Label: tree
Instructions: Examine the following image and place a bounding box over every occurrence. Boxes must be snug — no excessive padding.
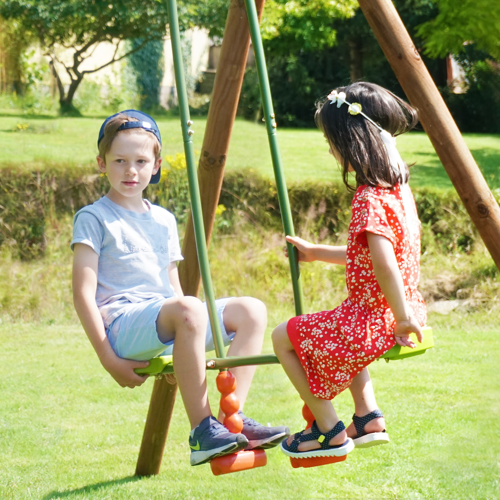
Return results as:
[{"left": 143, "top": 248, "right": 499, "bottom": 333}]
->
[
  {"left": 0, "top": 0, "right": 171, "bottom": 114},
  {"left": 129, "top": 39, "right": 165, "bottom": 111},
  {"left": 416, "top": 0, "right": 500, "bottom": 60}
]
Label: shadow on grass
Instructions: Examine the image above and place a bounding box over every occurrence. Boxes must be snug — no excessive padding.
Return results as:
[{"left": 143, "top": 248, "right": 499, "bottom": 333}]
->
[
  {"left": 410, "top": 147, "right": 500, "bottom": 190},
  {"left": 42, "top": 475, "right": 143, "bottom": 499}
]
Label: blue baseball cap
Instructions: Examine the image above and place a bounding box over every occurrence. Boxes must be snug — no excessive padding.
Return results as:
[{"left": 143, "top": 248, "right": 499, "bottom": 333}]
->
[{"left": 97, "top": 109, "right": 162, "bottom": 184}]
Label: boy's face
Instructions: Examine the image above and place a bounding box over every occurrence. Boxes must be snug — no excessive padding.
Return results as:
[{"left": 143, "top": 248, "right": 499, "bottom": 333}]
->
[{"left": 97, "top": 131, "right": 161, "bottom": 202}]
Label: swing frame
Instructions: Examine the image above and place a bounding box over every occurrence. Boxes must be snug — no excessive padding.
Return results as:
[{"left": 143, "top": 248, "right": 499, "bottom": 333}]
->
[{"left": 135, "top": 0, "right": 500, "bottom": 477}]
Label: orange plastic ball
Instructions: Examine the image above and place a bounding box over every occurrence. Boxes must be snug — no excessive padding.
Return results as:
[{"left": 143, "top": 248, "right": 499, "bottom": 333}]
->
[
  {"left": 220, "top": 392, "right": 240, "bottom": 415},
  {"left": 224, "top": 412, "right": 243, "bottom": 434},
  {"left": 216, "top": 371, "right": 237, "bottom": 393}
]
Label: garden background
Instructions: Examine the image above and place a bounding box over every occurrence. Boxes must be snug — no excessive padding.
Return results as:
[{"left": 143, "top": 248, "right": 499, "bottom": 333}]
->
[{"left": 0, "top": 0, "right": 499, "bottom": 498}]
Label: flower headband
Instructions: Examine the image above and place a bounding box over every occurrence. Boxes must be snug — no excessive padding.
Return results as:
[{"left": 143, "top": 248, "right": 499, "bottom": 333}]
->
[{"left": 326, "top": 90, "right": 407, "bottom": 183}]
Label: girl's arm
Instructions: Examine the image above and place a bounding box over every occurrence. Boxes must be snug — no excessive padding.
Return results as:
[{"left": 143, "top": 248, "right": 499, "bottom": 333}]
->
[
  {"left": 286, "top": 235, "right": 347, "bottom": 265},
  {"left": 366, "top": 232, "right": 423, "bottom": 347},
  {"left": 72, "top": 243, "right": 149, "bottom": 388}
]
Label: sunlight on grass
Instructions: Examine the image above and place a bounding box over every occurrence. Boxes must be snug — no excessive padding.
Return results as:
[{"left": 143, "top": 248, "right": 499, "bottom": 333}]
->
[
  {"left": 0, "top": 313, "right": 498, "bottom": 499},
  {"left": 2, "top": 113, "right": 499, "bottom": 189}
]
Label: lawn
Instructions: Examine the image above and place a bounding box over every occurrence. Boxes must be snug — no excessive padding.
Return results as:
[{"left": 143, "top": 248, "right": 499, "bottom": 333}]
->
[
  {"left": 1, "top": 109, "right": 499, "bottom": 499},
  {"left": 0, "top": 311, "right": 499, "bottom": 500},
  {"left": 1, "top": 112, "right": 499, "bottom": 189}
]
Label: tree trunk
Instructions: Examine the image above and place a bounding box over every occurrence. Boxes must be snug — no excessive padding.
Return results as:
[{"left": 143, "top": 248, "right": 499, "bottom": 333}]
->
[{"left": 349, "top": 39, "right": 363, "bottom": 82}]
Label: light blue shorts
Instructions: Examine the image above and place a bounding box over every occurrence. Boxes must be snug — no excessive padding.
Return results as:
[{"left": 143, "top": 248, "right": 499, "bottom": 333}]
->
[{"left": 106, "top": 297, "right": 234, "bottom": 361}]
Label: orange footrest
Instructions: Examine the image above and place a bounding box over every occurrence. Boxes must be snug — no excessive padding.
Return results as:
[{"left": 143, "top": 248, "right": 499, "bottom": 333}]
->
[
  {"left": 290, "top": 454, "right": 347, "bottom": 469},
  {"left": 210, "top": 450, "right": 267, "bottom": 476}
]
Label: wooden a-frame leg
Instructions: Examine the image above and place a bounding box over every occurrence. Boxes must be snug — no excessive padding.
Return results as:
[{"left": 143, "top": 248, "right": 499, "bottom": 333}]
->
[{"left": 135, "top": 377, "right": 178, "bottom": 476}]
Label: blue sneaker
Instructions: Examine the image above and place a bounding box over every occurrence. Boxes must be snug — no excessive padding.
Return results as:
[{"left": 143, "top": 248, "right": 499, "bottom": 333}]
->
[
  {"left": 239, "top": 411, "right": 290, "bottom": 450},
  {"left": 189, "top": 416, "right": 249, "bottom": 466}
]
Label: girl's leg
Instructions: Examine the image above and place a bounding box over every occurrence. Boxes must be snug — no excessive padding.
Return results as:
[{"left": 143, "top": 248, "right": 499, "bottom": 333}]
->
[
  {"left": 346, "top": 368, "right": 386, "bottom": 437},
  {"left": 220, "top": 297, "right": 267, "bottom": 412},
  {"left": 272, "top": 322, "right": 346, "bottom": 450},
  {"left": 156, "top": 296, "right": 211, "bottom": 430}
]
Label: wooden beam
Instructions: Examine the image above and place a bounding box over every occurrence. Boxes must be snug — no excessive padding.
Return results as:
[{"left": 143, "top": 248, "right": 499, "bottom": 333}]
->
[
  {"left": 135, "top": 0, "right": 266, "bottom": 476},
  {"left": 179, "top": 0, "right": 266, "bottom": 296},
  {"left": 358, "top": 0, "right": 500, "bottom": 270}
]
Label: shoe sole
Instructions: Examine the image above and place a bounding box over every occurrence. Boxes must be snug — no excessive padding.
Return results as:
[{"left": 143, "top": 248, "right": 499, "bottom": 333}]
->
[
  {"left": 190, "top": 436, "right": 249, "bottom": 466},
  {"left": 246, "top": 430, "right": 291, "bottom": 450},
  {"left": 280, "top": 437, "right": 354, "bottom": 459},
  {"left": 353, "top": 432, "right": 390, "bottom": 448}
]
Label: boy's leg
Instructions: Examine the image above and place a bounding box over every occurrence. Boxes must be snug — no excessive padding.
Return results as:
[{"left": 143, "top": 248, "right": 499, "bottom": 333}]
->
[
  {"left": 156, "top": 296, "right": 248, "bottom": 466},
  {"left": 156, "top": 296, "right": 212, "bottom": 430},
  {"left": 222, "top": 297, "right": 266, "bottom": 409},
  {"left": 346, "top": 368, "right": 386, "bottom": 437},
  {"left": 272, "top": 322, "right": 346, "bottom": 450}
]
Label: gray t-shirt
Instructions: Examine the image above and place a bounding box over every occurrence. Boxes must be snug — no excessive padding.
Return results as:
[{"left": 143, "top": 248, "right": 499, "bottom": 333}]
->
[{"left": 71, "top": 196, "right": 183, "bottom": 328}]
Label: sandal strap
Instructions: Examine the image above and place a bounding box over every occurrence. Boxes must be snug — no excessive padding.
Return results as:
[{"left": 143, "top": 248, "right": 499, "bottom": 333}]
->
[
  {"left": 311, "top": 420, "right": 346, "bottom": 450},
  {"left": 288, "top": 420, "right": 346, "bottom": 452},
  {"left": 352, "top": 409, "right": 384, "bottom": 438}
]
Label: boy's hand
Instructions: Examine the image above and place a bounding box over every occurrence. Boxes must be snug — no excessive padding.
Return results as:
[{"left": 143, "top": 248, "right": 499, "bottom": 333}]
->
[
  {"left": 100, "top": 351, "right": 150, "bottom": 388},
  {"left": 285, "top": 236, "right": 317, "bottom": 262},
  {"left": 393, "top": 316, "right": 423, "bottom": 348}
]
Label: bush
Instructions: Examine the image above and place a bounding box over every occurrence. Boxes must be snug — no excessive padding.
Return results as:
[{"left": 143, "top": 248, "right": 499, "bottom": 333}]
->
[{"left": 1, "top": 159, "right": 493, "bottom": 261}]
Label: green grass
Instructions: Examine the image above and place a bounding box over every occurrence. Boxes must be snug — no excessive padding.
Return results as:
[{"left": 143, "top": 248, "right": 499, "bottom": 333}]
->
[
  {"left": 2, "top": 113, "right": 500, "bottom": 189},
  {"left": 0, "top": 312, "right": 499, "bottom": 500}
]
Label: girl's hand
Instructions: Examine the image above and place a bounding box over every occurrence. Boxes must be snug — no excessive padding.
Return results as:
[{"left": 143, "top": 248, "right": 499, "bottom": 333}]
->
[
  {"left": 100, "top": 350, "right": 150, "bottom": 388},
  {"left": 285, "top": 235, "right": 317, "bottom": 262},
  {"left": 393, "top": 316, "right": 423, "bottom": 348}
]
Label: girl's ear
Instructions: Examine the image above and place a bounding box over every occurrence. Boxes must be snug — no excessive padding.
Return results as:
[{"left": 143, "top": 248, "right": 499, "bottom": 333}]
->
[
  {"left": 153, "top": 157, "right": 162, "bottom": 175},
  {"left": 97, "top": 156, "right": 106, "bottom": 173}
]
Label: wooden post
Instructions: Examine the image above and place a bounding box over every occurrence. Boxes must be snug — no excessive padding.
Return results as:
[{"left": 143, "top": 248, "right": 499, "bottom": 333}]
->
[
  {"left": 358, "top": 0, "right": 500, "bottom": 270},
  {"left": 135, "top": 0, "right": 266, "bottom": 476},
  {"left": 179, "top": 0, "right": 266, "bottom": 296}
]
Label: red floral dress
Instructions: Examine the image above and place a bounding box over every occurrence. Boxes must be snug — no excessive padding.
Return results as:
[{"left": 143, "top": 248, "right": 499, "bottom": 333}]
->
[{"left": 287, "top": 183, "right": 427, "bottom": 400}]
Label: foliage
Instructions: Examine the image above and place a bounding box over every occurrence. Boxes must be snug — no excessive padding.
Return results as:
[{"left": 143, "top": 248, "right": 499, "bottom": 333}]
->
[
  {"left": 128, "top": 38, "right": 165, "bottom": 111},
  {"left": 241, "top": 0, "right": 447, "bottom": 127},
  {"left": 0, "top": 16, "right": 34, "bottom": 94},
  {"left": 417, "top": 0, "right": 500, "bottom": 60},
  {"left": 261, "top": 0, "right": 357, "bottom": 55},
  {"left": 3, "top": 160, "right": 496, "bottom": 262},
  {"left": 0, "top": 0, "right": 171, "bottom": 113},
  {"left": 441, "top": 47, "right": 500, "bottom": 134}
]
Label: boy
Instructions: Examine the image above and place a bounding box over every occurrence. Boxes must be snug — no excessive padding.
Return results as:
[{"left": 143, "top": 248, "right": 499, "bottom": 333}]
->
[{"left": 72, "top": 110, "right": 289, "bottom": 466}]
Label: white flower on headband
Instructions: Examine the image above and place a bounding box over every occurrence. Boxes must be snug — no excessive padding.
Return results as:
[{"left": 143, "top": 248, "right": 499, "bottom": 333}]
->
[{"left": 327, "top": 90, "right": 347, "bottom": 108}]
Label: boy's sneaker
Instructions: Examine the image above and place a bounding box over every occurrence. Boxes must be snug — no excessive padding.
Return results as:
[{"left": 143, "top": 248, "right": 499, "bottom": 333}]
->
[
  {"left": 239, "top": 411, "right": 290, "bottom": 450},
  {"left": 189, "top": 416, "right": 248, "bottom": 466}
]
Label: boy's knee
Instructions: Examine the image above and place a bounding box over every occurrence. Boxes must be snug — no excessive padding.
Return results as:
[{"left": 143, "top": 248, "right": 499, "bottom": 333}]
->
[
  {"left": 169, "top": 296, "right": 206, "bottom": 331},
  {"left": 225, "top": 297, "right": 267, "bottom": 330}
]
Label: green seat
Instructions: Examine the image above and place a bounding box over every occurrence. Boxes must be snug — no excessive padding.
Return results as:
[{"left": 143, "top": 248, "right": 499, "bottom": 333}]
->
[{"left": 381, "top": 326, "right": 434, "bottom": 361}]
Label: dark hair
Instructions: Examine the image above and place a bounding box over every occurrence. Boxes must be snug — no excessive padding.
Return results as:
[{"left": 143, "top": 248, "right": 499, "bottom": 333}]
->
[{"left": 315, "top": 82, "right": 419, "bottom": 191}]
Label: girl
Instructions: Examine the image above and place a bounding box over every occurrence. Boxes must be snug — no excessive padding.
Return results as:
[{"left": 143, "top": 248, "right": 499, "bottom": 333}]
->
[{"left": 272, "top": 82, "right": 427, "bottom": 459}]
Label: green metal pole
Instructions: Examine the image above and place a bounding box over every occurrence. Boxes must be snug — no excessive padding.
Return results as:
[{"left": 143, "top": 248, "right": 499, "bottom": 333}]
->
[
  {"left": 166, "top": 0, "right": 226, "bottom": 359},
  {"left": 243, "top": 0, "right": 305, "bottom": 316}
]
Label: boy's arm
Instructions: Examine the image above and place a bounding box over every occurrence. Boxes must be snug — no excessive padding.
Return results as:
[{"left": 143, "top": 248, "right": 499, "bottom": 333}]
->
[
  {"left": 366, "top": 232, "right": 423, "bottom": 347},
  {"left": 168, "top": 262, "right": 184, "bottom": 297},
  {"left": 286, "top": 235, "right": 347, "bottom": 265},
  {"left": 72, "top": 243, "right": 149, "bottom": 388}
]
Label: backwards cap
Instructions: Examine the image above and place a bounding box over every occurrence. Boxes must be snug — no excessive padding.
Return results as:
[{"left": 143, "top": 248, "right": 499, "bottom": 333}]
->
[{"left": 97, "top": 109, "right": 162, "bottom": 185}]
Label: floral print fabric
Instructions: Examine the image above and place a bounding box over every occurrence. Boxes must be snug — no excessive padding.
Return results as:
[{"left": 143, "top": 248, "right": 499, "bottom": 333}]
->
[{"left": 287, "top": 183, "right": 427, "bottom": 400}]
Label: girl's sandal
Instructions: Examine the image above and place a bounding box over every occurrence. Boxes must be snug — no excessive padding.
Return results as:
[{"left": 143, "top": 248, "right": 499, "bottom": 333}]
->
[
  {"left": 351, "top": 409, "right": 390, "bottom": 448},
  {"left": 280, "top": 420, "right": 354, "bottom": 459}
]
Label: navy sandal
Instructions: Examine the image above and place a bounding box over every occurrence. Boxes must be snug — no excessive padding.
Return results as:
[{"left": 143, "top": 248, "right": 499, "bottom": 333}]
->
[
  {"left": 280, "top": 420, "right": 354, "bottom": 458},
  {"left": 352, "top": 409, "right": 390, "bottom": 448}
]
